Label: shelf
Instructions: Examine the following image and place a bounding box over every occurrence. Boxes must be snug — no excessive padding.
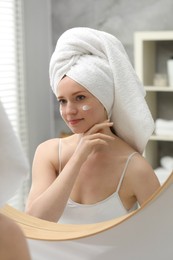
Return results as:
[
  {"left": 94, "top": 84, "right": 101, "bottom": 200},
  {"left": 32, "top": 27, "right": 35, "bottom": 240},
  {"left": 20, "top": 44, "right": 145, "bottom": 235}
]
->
[
  {"left": 145, "top": 86, "right": 173, "bottom": 92},
  {"left": 135, "top": 31, "right": 173, "bottom": 41},
  {"left": 150, "top": 135, "right": 173, "bottom": 141},
  {"left": 134, "top": 31, "right": 173, "bottom": 168}
]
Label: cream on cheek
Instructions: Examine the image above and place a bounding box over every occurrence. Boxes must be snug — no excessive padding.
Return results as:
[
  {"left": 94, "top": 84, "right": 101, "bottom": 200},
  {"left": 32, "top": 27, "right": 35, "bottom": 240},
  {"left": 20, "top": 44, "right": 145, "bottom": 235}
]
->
[
  {"left": 82, "top": 105, "right": 92, "bottom": 111},
  {"left": 59, "top": 104, "right": 92, "bottom": 117}
]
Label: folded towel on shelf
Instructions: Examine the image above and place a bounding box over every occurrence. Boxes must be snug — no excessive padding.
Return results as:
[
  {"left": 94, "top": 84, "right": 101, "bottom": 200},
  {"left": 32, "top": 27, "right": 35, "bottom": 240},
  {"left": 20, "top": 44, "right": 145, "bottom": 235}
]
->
[
  {"left": 0, "top": 101, "right": 29, "bottom": 207},
  {"left": 160, "top": 156, "right": 173, "bottom": 171},
  {"left": 155, "top": 129, "right": 173, "bottom": 135},
  {"left": 49, "top": 27, "right": 154, "bottom": 153},
  {"left": 155, "top": 119, "right": 173, "bottom": 135},
  {"left": 155, "top": 119, "right": 173, "bottom": 129}
]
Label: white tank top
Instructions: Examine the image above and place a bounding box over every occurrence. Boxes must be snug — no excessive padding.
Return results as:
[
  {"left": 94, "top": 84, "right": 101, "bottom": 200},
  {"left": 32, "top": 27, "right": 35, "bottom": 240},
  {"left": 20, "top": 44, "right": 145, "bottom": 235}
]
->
[{"left": 58, "top": 139, "right": 138, "bottom": 224}]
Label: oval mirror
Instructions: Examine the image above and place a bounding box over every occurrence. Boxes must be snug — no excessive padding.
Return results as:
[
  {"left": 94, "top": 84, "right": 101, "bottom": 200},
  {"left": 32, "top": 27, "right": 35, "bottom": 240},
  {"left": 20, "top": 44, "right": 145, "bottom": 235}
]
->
[{"left": 1, "top": 172, "right": 172, "bottom": 260}]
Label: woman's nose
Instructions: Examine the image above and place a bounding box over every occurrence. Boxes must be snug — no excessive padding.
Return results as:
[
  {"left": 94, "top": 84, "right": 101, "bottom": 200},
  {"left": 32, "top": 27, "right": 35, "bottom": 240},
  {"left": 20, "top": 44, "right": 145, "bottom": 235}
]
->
[{"left": 65, "top": 102, "right": 77, "bottom": 114}]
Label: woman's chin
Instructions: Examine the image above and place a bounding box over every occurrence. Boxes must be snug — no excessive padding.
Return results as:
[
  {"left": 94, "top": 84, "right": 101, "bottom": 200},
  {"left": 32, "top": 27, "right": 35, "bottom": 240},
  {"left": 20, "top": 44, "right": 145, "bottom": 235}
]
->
[
  {"left": 69, "top": 126, "right": 89, "bottom": 134},
  {"left": 67, "top": 126, "right": 83, "bottom": 134}
]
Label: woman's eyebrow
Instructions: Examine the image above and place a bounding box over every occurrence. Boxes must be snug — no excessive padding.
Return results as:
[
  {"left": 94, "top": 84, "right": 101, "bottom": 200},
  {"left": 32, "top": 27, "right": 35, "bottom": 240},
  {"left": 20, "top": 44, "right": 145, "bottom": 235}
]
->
[
  {"left": 57, "top": 91, "right": 86, "bottom": 99},
  {"left": 72, "top": 91, "right": 86, "bottom": 96}
]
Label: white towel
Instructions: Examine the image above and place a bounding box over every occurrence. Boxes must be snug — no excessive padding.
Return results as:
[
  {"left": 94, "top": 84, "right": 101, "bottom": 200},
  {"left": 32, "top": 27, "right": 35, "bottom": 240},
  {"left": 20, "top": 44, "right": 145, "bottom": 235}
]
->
[
  {"left": 155, "top": 119, "right": 173, "bottom": 136},
  {"left": 160, "top": 156, "right": 173, "bottom": 171},
  {"left": 0, "top": 101, "right": 29, "bottom": 207},
  {"left": 154, "top": 167, "right": 172, "bottom": 185},
  {"left": 155, "top": 119, "right": 173, "bottom": 130},
  {"left": 49, "top": 27, "right": 154, "bottom": 153},
  {"left": 155, "top": 129, "right": 173, "bottom": 136}
]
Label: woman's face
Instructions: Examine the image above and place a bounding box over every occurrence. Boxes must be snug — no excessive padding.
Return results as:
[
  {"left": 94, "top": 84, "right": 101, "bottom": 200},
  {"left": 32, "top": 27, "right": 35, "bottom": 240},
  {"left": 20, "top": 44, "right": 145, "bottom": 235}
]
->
[{"left": 57, "top": 76, "right": 107, "bottom": 133}]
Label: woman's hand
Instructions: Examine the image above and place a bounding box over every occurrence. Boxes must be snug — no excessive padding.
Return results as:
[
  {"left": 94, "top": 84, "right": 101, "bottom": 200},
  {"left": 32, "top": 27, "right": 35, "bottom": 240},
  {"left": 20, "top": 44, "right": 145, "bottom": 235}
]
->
[{"left": 74, "top": 120, "right": 115, "bottom": 161}]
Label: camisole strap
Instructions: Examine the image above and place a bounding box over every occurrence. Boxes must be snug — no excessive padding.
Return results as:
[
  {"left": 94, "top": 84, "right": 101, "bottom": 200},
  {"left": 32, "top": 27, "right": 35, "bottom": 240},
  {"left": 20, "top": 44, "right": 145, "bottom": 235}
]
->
[
  {"left": 116, "top": 152, "right": 137, "bottom": 193},
  {"left": 58, "top": 138, "right": 62, "bottom": 173}
]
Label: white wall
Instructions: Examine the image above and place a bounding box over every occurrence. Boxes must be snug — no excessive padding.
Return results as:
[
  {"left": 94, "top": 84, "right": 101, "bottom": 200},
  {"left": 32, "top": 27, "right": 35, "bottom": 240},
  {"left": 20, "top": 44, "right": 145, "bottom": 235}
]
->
[{"left": 23, "top": 0, "right": 55, "bottom": 164}]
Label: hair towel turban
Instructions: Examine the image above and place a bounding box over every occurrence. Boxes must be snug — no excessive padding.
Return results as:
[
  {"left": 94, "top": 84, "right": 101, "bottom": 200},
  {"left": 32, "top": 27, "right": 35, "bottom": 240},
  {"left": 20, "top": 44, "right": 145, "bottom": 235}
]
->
[{"left": 49, "top": 27, "right": 154, "bottom": 154}]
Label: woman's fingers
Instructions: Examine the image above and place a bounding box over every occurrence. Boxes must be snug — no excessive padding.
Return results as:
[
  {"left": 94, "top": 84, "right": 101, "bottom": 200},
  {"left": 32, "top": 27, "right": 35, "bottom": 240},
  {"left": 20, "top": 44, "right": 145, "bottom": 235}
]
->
[
  {"left": 75, "top": 134, "right": 113, "bottom": 161},
  {"left": 74, "top": 121, "right": 115, "bottom": 160},
  {"left": 85, "top": 132, "right": 115, "bottom": 142},
  {"left": 76, "top": 132, "right": 115, "bottom": 155}
]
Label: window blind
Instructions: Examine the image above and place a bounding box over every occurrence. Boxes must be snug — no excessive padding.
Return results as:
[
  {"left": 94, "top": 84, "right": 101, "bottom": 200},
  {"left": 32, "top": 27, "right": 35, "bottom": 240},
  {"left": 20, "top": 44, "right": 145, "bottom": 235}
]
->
[
  {"left": 0, "top": 0, "right": 28, "bottom": 147},
  {"left": 0, "top": 0, "right": 29, "bottom": 210}
]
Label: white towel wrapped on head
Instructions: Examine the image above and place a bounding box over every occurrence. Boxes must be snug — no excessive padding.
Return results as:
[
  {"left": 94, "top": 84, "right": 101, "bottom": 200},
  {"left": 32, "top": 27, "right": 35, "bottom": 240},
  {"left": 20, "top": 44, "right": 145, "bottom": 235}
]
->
[{"left": 49, "top": 27, "right": 154, "bottom": 153}]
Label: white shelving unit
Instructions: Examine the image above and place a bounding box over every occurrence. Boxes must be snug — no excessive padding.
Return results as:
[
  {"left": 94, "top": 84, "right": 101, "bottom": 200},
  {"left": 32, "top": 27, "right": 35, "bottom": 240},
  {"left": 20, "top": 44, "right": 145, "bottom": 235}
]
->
[{"left": 134, "top": 31, "right": 173, "bottom": 168}]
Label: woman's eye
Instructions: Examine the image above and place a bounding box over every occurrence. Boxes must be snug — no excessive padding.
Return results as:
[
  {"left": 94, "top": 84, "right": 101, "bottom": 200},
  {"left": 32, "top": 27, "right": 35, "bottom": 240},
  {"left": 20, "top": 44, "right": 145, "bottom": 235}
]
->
[
  {"left": 58, "top": 99, "right": 66, "bottom": 105},
  {"left": 76, "top": 95, "right": 85, "bottom": 101}
]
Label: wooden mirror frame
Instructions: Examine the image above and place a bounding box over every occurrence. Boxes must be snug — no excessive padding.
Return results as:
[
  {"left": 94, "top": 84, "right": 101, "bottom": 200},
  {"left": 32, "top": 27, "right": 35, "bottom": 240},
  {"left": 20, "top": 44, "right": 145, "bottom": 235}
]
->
[{"left": 1, "top": 172, "right": 172, "bottom": 241}]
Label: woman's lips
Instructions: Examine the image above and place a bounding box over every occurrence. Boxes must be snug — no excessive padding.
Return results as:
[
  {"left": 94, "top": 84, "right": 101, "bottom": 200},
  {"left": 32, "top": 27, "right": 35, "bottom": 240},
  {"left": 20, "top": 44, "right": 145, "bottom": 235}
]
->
[{"left": 68, "top": 119, "right": 83, "bottom": 125}]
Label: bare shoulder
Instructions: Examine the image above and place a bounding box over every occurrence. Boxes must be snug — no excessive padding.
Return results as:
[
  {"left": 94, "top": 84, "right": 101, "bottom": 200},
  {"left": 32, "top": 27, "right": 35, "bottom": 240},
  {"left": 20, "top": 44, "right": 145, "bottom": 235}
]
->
[
  {"left": 34, "top": 138, "right": 59, "bottom": 168},
  {"left": 34, "top": 134, "right": 77, "bottom": 167},
  {"left": 0, "top": 214, "right": 24, "bottom": 241},
  {"left": 36, "top": 134, "right": 76, "bottom": 152},
  {"left": 127, "top": 153, "right": 160, "bottom": 205},
  {"left": 0, "top": 214, "right": 30, "bottom": 259},
  {"left": 130, "top": 153, "right": 158, "bottom": 180},
  {"left": 36, "top": 138, "right": 59, "bottom": 153}
]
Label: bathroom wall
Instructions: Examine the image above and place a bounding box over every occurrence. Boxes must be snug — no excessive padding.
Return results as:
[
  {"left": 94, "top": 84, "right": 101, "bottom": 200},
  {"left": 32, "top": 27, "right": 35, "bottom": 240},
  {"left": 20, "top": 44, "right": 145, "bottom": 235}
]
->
[{"left": 50, "top": 0, "right": 173, "bottom": 136}]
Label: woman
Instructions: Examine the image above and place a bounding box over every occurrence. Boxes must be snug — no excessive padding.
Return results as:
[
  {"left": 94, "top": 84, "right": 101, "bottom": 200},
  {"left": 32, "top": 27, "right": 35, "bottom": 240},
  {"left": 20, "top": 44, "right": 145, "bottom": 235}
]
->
[{"left": 25, "top": 28, "right": 160, "bottom": 224}]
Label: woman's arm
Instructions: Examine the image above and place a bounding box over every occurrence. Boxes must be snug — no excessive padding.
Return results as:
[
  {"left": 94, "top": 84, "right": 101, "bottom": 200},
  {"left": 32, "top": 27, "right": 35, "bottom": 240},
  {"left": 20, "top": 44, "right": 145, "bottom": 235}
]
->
[
  {"left": 25, "top": 139, "right": 86, "bottom": 222},
  {"left": 25, "top": 122, "right": 114, "bottom": 222},
  {"left": 129, "top": 155, "right": 160, "bottom": 206}
]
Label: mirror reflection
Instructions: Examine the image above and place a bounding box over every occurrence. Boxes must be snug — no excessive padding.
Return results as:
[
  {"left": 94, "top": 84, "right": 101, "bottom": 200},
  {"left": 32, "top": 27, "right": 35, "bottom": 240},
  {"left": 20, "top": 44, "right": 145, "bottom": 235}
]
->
[
  {"left": 1, "top": 1, "right": 173, "bottom": 228},
  {"left": 24, "top": 27, "right": 161, "bottom": 224}
]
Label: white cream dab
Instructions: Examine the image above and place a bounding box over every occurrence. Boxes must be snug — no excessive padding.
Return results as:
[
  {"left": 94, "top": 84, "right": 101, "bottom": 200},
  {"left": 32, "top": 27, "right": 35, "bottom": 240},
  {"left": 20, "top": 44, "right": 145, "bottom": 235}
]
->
[{"left": 82, "top": 105, "right": 91, "bottom": 111}]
